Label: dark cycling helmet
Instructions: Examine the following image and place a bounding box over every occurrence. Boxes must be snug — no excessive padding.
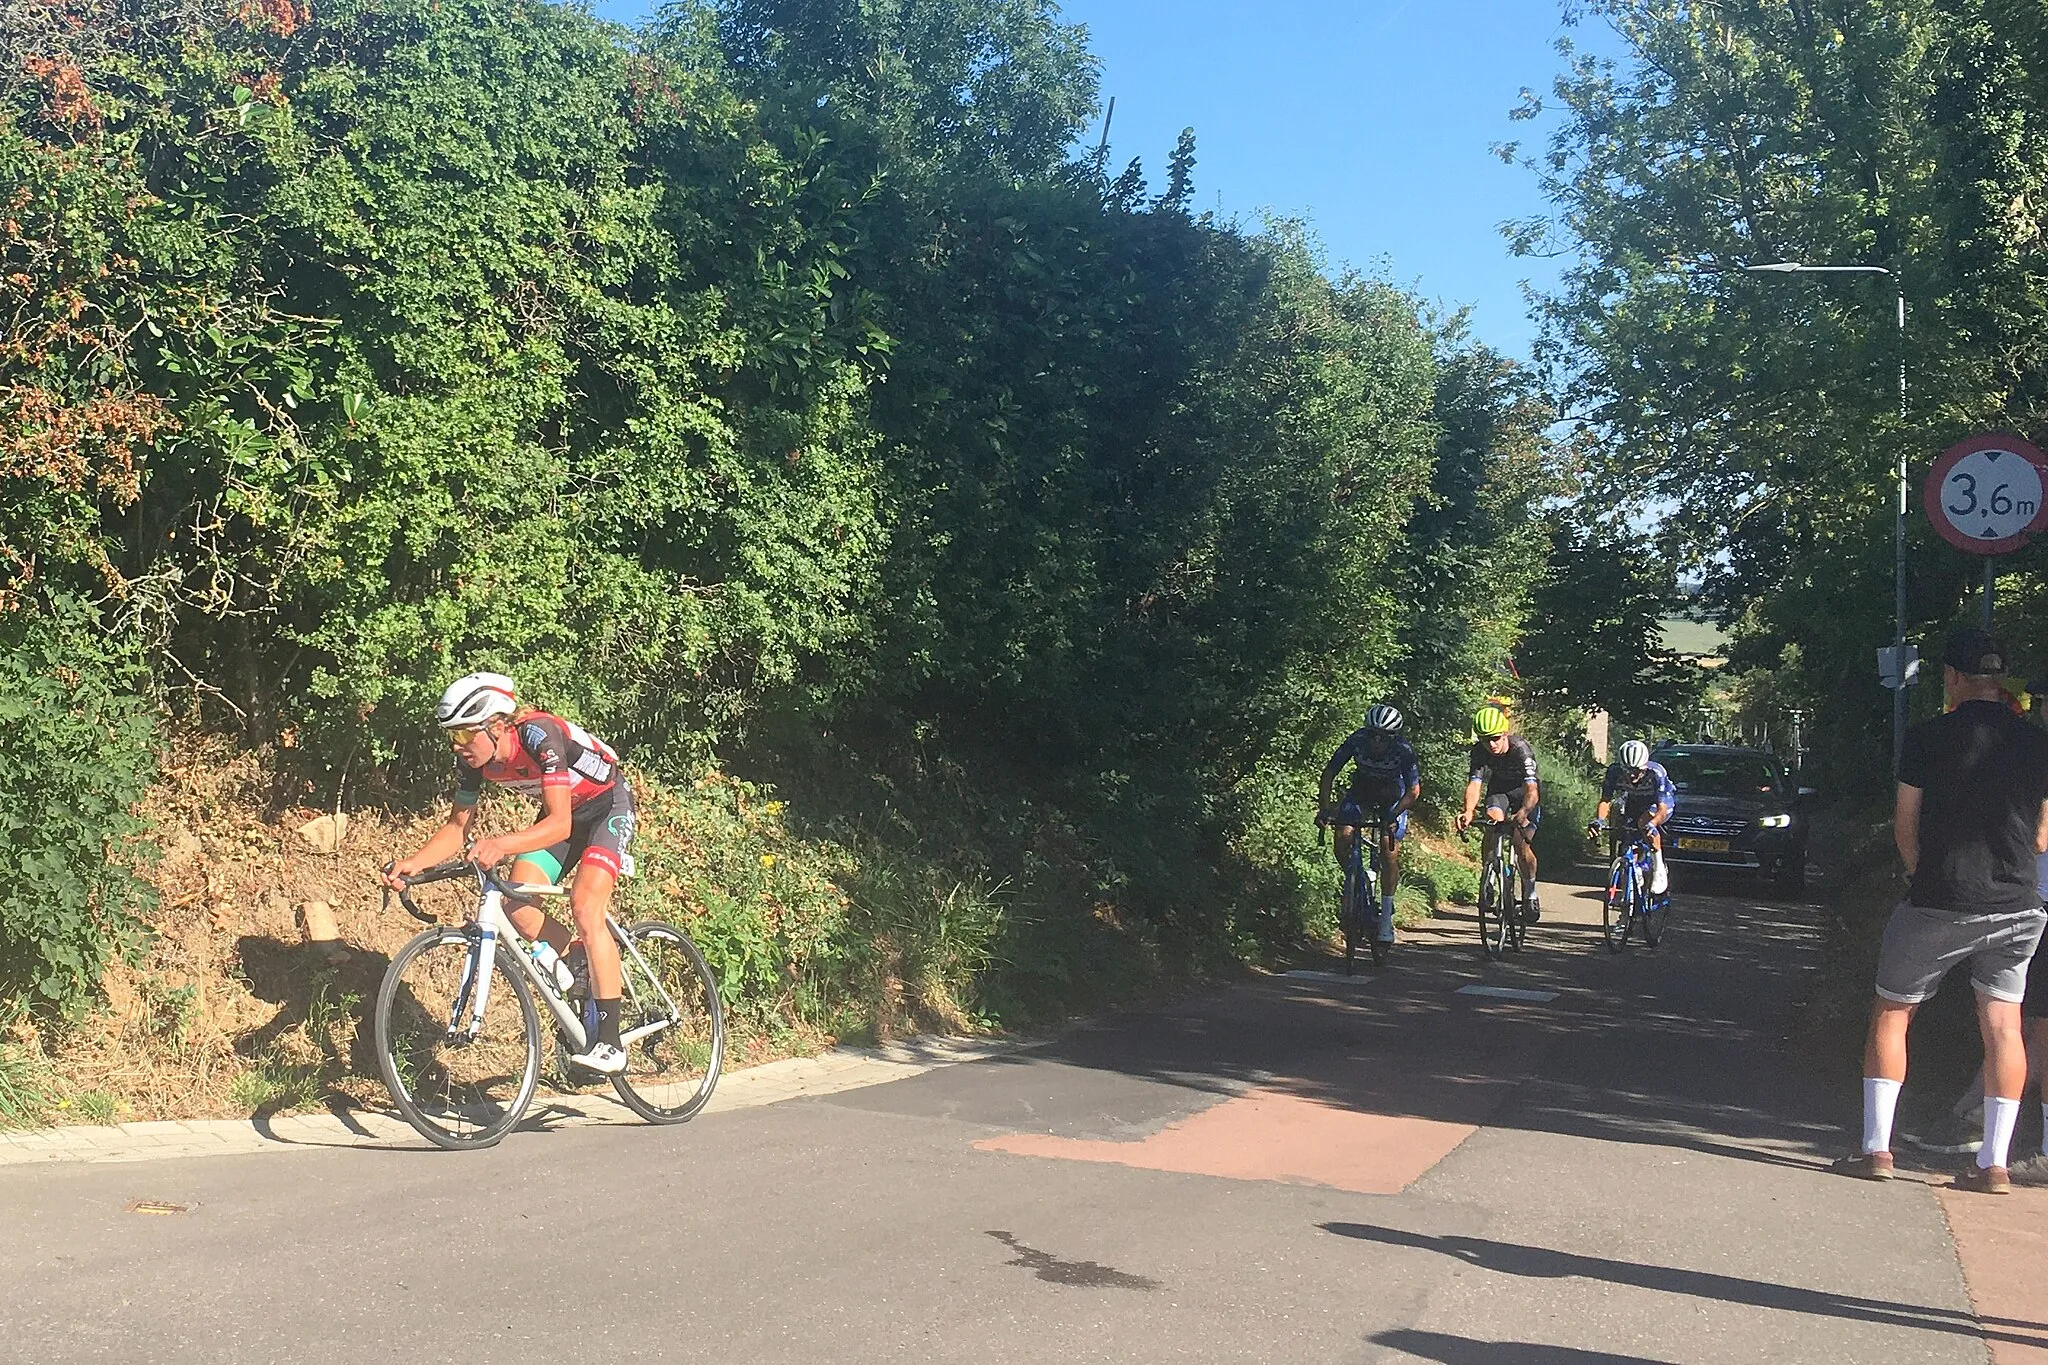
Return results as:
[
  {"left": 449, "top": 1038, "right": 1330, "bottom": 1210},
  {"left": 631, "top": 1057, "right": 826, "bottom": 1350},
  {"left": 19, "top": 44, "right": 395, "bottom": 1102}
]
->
[
  {"left": 1364, "top": 704, "right": 1403, "bottom": 734},
  {"left": 1619, "top": 739, "right": 1650, "bottom": 771},
  {"left": 436, "top": 671, "right": 517, "bottom": 729}
]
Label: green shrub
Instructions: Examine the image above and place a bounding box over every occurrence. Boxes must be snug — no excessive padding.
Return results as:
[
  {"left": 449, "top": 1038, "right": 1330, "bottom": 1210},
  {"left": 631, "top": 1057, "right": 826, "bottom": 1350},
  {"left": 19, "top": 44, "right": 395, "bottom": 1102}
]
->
[
  {"left": 228, "top": 1059, "right": 323, "bottom": 1114},
  {"left": 68, "top": 1090, "right": 119, "bottom": 1125},
  {"left": 1529, "top": 736, "right": 1602, "bottom": 878},
  {"left": 0, "top": 598, "right": 158, "bottom": 1014},
  {"left": 0, "top": 1043, "right": 53, "bottom": 1128}
]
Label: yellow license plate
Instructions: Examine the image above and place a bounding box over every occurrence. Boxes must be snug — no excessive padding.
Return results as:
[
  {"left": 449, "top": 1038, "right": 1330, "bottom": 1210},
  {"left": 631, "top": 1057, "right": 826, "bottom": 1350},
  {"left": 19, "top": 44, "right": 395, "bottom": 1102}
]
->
[{"left": 1677, "top": 836, "right": 1730, "bottom": 852}]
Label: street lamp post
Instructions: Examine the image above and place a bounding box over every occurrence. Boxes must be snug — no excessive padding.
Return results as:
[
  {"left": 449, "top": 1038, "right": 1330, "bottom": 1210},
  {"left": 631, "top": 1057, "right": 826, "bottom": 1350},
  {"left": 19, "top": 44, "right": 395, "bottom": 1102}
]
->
[{"left": 1743, "top": 262, "right": 1909, "bottom": 776}]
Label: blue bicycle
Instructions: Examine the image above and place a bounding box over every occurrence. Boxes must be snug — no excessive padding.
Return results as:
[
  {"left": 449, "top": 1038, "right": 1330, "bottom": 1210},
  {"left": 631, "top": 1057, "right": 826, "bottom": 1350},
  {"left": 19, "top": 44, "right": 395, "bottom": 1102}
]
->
[
  {"left": 1322, "top": 807, "right": 1396, "bottom": 972},
  {"left": 1596, "top": 816, "right": 1668, "bottom": 953}
]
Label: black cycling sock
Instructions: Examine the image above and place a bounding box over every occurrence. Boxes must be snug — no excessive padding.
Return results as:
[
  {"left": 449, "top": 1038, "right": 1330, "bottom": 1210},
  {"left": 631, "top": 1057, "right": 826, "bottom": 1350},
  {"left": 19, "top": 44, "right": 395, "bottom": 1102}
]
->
[{"left": 594, "top": 997, "right": 622, "bottom": 1050}]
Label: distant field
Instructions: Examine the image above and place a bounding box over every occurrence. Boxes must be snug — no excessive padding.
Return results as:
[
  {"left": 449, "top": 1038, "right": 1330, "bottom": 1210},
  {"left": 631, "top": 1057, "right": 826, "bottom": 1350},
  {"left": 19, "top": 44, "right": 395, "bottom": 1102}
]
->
[{"left": 1660, "top": 617, "right": 1728, "bottom": 657}]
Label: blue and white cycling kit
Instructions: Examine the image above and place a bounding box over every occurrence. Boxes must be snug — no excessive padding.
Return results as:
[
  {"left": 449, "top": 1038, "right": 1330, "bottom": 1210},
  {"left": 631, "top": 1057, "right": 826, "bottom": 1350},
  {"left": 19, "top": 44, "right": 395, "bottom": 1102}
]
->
[
  {"left": 1324, "top": 729, "right": 1421, "bottom": 840},
  {"left": 1601, "top": 760, "right": 1676, "bottom": 825}
]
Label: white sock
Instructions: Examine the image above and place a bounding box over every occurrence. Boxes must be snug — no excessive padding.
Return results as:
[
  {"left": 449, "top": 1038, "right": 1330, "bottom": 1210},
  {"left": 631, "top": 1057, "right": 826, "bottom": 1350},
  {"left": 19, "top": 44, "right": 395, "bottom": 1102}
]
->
[
  {"left": 1982, "top": 1096, "right": 2021, "bottom": 1169},
  {"left": 1864, "top": 1077, "right": 1902, "bottom": 1155},
  {"left": 1377, "top": 896, "right": 1395, "bottom": 938},
  {"left": 1651, "top": 850, "right": 1668, "bottom": 895}
]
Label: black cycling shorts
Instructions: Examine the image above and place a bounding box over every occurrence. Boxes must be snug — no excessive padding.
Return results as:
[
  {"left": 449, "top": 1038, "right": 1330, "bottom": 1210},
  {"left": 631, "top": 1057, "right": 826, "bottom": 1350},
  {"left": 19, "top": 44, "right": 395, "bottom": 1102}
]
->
[{"left": 519, "top": 784, "right": 636, "bottom": 883}]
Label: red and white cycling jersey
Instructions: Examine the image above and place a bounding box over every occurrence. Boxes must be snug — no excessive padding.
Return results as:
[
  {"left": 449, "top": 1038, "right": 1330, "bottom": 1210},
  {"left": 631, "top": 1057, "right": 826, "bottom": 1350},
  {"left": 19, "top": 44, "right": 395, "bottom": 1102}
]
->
[{"left": 451, "top": 712, "right": 620, "bottom": 810}]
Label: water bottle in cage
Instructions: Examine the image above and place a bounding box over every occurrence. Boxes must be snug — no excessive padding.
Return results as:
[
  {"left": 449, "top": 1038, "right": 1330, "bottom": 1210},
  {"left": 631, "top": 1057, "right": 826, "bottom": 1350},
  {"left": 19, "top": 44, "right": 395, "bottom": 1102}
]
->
[{"left": 530, "top": 940, "right": 575, "bottom": 994}]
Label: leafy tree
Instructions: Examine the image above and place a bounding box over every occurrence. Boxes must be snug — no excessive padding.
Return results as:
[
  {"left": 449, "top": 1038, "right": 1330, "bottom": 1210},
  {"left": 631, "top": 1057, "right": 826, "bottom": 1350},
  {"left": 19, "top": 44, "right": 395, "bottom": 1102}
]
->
[
  {"left": 1515, "top": 0, "right": 2048, "bottom": 786},
  {"left": 1518, "top": 511, "right": 1702, "bottom": 735}
]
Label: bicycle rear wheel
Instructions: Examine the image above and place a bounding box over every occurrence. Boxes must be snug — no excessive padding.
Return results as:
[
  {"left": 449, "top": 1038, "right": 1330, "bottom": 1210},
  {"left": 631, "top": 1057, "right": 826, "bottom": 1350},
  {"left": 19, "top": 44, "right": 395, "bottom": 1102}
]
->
[
  {"left": 1602, "top": 857, "right": 1632, "bottom": 954},
  {"left": 609, "top": 921, "right": 726, "bottom": 1124},
  {"left": 375, "top": 926, "right": 542, "bottom": 1151}
]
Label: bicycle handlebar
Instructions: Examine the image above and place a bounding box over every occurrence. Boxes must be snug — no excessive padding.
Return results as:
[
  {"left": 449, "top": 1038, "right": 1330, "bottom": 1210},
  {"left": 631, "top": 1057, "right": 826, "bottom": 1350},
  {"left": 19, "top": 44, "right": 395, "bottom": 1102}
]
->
[{"left": 380, "top": 858, "right": 481, "bottom": 925}]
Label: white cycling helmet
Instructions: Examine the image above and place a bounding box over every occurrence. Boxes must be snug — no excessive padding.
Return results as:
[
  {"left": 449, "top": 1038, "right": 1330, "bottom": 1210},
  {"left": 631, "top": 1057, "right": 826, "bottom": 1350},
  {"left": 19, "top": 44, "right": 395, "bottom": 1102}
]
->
[
  {"left": 435, "top": 671, "right": 516, "bottom": 729},
  {"left": 1619, "top": 739, "right": 1651, "bottom": 771},
  {"left": 1364, "top": 704, "right": 1404, "bottom": 734}
]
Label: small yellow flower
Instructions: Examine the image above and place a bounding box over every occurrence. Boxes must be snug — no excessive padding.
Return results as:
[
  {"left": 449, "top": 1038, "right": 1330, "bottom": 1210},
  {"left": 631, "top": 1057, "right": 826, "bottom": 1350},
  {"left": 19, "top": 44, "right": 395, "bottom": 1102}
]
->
[{"left": 759, "top": 854, "right": 776, "bottom": 868}]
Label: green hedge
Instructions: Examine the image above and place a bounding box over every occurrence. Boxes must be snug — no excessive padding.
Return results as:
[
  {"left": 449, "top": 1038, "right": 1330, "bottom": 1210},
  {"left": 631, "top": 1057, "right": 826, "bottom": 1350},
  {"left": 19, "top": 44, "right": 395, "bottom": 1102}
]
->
[{"left": 0, "top": 599, "right": 157, "bottom": 1013}]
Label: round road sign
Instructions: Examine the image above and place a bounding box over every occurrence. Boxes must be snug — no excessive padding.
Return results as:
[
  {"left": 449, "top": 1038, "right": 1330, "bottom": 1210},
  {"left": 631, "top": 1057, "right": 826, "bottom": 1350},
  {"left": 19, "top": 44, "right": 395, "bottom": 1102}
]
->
[{"left": 1923, "top": 434, "right": 2048, "bottom": 556}]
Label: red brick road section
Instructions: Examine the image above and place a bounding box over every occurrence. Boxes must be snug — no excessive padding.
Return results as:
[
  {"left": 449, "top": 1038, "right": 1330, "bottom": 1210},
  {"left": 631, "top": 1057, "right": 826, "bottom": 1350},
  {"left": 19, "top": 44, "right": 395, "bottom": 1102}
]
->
[
  {"left": 1937, "top": 1186, "right": 2048, "bottom": 1363},
  {"left": 975, "top": 1086, "right": 1476, "bottom": 1195}
]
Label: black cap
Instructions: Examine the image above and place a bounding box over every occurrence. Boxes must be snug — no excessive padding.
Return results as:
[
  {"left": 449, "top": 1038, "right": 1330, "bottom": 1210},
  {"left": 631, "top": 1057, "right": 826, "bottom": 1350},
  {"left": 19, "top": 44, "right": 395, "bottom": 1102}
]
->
[{"left": 1942, "top": 626, "right": 2007, "bottom": 677}]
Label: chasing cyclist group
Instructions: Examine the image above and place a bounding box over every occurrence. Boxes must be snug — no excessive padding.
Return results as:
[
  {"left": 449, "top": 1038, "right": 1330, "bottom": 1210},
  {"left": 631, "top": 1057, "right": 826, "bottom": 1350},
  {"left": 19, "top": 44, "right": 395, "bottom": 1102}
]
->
[{"left": 1315, "top": 700, "right": 1674, "bottom": 948}]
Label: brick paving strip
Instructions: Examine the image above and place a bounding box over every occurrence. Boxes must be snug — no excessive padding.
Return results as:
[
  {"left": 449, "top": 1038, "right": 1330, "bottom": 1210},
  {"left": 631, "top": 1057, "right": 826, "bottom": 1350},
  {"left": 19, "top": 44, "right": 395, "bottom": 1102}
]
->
[
  {"left": 0, "top": 1035, "right": 1024, "bottom": 1166},
  {"left": 1937, "top": 1186, "right": 2048, "bottom": 1364}
]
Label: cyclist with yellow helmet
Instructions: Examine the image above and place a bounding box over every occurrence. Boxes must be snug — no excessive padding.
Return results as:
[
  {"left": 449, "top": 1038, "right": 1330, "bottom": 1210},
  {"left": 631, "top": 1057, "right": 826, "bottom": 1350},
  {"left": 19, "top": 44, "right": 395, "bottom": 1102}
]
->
[{"left": 1456, "top": 703, "right": 1544, "bottom": 923}]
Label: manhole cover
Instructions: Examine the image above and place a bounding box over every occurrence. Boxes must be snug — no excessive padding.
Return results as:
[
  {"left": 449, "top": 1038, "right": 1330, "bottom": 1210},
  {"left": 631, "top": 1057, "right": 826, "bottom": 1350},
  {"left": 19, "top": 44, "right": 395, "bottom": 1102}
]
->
[{"left": 125, "top": 1200, "right": 192, "bottom": 1216}]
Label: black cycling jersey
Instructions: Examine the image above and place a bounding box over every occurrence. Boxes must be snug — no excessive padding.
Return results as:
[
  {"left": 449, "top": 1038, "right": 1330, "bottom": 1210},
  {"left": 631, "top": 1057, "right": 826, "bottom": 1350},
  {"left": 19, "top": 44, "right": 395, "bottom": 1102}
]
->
[{"left": 1467, "top": 734, "right": 1540, "bottom": 798}]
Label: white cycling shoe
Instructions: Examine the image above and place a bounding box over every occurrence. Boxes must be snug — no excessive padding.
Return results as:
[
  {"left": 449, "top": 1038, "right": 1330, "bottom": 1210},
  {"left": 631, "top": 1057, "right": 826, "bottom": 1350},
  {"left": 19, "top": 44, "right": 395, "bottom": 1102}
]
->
[{"left": 569, "top": 1041, "right": 628, "bottom": 1075}]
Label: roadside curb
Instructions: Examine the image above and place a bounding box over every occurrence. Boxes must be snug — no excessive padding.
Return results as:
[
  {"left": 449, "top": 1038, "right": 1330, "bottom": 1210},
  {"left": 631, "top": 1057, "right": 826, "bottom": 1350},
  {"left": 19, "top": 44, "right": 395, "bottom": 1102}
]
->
[{"left": 0, "top": 1034, "right": 1026, "bottom": 1168}]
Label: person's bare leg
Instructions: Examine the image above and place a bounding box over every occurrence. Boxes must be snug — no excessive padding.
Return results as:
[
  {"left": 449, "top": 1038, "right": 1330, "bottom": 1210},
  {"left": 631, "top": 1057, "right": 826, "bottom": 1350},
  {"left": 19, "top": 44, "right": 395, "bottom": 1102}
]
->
[
  {"left": 504, "top": 858, "right": 572, "bottom": 953},
  {"left": 570, "top": 865, "right": 622, "bottom": 998},
  {"left": 1975, "top": 993, "right": 2027, "bottom": 1172},
  {"left": 2028, "top": 1017, "right": 2048, "bottom": 1161},
  {"left": 1511, "top": 824, "right": 1539, "bottom": 917},
  {"left": 566, "top": 863, "right": 625, "bottom": 1067},
  {"left": 1865, "top": 998, "right": 1915, "bottom": 1083},
  {"left": 1843, "top": 998, "right": 1916, "bottom": 1170}
]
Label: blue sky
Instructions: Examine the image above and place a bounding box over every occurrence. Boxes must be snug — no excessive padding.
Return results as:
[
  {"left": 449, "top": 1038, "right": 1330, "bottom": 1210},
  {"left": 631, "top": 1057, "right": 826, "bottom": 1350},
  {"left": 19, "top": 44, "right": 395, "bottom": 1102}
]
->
[
  {"left": 1061, "top": 0, "right": 1622, "bottom": 358},
  {"left": 589, "top": 1, "right": 1624, "bottom": 359}
]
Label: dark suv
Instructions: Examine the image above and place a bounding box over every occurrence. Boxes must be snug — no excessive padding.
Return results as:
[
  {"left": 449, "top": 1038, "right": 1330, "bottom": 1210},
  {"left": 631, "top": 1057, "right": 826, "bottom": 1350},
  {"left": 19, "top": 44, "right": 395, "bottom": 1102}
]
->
[{"left": 1651, "top": 742, "right": 1814, "bottom": 896}]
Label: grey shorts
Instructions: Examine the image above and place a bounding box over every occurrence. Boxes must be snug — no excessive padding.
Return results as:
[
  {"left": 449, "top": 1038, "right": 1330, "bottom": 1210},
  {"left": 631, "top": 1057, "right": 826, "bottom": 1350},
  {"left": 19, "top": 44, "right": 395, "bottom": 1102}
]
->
[
  {"left": 2026, "top": 914, "right": 2048, "bottom": 1019},
  {"left": 1874, "top": 900, "right": 2046, "bottom": 1006}
]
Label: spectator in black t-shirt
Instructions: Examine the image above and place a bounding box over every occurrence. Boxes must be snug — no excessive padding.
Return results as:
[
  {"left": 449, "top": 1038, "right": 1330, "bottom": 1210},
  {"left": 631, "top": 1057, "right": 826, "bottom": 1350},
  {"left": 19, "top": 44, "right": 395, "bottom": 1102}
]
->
[{"left": 1834, "top": 628, "right": 2048, "bottom": 1193}]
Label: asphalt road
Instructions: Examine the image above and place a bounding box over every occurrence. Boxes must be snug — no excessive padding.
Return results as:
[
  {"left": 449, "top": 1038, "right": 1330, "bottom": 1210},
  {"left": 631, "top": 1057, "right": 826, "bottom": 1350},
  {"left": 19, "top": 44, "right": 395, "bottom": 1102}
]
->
[{"left": 0, "top": 877, "right": 2017, "bottom": 1364}]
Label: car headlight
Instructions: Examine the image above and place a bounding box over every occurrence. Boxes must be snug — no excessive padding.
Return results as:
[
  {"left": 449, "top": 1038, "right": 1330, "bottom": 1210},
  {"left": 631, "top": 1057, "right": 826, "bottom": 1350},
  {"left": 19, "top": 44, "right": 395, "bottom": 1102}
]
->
[{"left": 1758, "top": 814, "right": 1793, "bottom": 829}]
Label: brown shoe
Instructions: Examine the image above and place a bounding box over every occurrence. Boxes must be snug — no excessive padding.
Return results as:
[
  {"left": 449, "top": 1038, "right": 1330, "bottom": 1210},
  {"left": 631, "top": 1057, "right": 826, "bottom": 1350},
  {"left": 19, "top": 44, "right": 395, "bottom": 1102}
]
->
[
  {"left": 1832, "top": 1151, "right": 1895, "bottom": 1181},
  {"left": 1952, "top": 1164, "right": 2012, "bottom": 1194}
]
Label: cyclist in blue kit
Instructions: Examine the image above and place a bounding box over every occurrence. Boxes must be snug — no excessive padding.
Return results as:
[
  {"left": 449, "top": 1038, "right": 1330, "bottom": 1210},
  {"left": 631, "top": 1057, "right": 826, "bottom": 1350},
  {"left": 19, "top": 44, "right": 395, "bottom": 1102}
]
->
[
  {"left": 1590, "top": 739, "right": 1677, "bottom": 899},
  {"left": 1317, "top": 704, "right": 1423, "bottom": 946}
]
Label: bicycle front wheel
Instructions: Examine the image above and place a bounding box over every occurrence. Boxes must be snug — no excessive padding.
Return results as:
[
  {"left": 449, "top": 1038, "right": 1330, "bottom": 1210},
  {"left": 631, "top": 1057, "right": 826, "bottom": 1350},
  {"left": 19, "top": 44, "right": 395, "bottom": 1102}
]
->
[
  {"left": 609, "top": 921, "right": 726, "bottom": 1124},
  {"left": 1602, "top": 858, "right": 1632, "bottom": 954},
  {"left": 1366, "top": 847, "right": 1389, "bottom": 968},
  {"left": 1340, "top": 861, "right": 1362, "bottom": 975},
  {"left": 375, "top": 927, "right": 543, "bottom": 1151},
  {"left": 1477, "top": 841, "right": 1507, "bottom": 960},
  {"left": 1639, "top": 884, "right": 1668, "bottom": 947}
]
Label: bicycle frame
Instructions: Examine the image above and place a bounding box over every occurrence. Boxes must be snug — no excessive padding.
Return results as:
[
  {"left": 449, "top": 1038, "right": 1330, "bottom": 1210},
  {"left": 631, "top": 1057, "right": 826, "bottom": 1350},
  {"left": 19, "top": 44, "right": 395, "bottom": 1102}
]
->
[
  {"left": 398, "top": 863, "right": 685, "bottom": 1054},
  {"left": 1609, "top": 816, "right": 1663, "bottom": 894}
]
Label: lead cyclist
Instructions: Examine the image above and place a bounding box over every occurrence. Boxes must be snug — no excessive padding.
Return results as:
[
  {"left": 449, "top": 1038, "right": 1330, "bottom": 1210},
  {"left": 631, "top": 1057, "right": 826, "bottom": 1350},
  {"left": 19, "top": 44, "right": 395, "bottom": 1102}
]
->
[{"left": 379, "top": 671, "right": 634, "bottom": 1074}]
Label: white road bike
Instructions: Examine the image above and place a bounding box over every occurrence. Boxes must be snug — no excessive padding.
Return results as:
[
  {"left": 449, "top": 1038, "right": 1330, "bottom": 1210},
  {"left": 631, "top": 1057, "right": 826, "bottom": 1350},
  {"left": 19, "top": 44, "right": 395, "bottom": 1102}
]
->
[{"left": 374, "top": 859, "right": 725, "bottom": 1150}]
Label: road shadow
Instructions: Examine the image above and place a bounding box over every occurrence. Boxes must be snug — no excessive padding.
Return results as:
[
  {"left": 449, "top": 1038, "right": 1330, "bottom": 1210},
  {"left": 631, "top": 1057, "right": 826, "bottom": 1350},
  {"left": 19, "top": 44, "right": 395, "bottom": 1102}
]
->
[
  {"left": 1368, "top": 1330, "right": 1678, "bottom": 1364},
  {"left": 1326, "top": 1223, "right": 2046, "bottom": 1353},
  {"left": 233, "top": 936, "right": 395, "bottom": 1102},
  {"left": 858, "top": 888, "right": 1847, "bottom": 1173}
]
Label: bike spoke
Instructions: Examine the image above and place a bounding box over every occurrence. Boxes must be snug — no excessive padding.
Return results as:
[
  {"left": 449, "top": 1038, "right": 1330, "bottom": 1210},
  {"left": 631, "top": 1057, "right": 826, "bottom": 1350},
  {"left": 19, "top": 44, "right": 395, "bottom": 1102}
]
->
[{"left": 377, "top": 931, "right": 540, "bottom": 1149}]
